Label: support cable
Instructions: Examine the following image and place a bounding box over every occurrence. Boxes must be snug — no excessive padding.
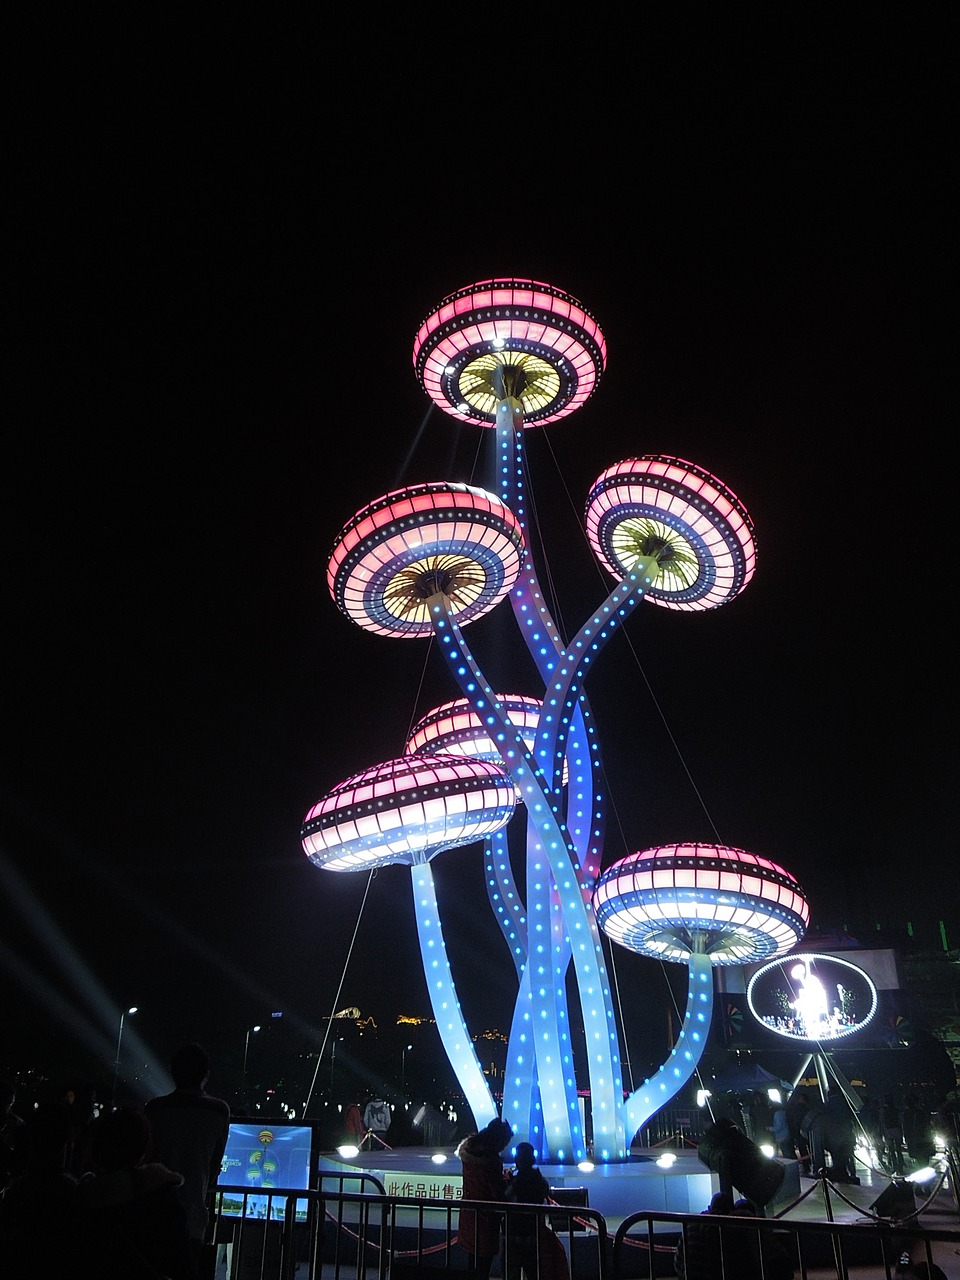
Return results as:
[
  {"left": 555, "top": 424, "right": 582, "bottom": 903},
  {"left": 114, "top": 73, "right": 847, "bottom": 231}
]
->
[{"left": 303, "top": 868, "right": 377, "bottom": 1118}]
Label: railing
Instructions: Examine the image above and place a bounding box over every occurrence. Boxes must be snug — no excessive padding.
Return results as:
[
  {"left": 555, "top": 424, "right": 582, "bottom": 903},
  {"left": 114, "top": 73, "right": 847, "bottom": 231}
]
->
[
  {"left": 633, "top": 1106, "right": 707, "bottom": 1150},
  {"left": 210, "top": 1180, "right": 607, "bottom": 1279},
  {"left": 210, "top": 1173, "right": 960, "bottom": 1279},
  {"left": 613, "top": 1208, "right": 960, "bottom": 1280}
]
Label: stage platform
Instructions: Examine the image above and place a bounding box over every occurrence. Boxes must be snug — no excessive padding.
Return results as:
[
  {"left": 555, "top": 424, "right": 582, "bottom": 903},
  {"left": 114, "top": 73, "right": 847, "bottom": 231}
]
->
[{"left": 316, "top": 1146, "right": 801, "bottom": 1227}]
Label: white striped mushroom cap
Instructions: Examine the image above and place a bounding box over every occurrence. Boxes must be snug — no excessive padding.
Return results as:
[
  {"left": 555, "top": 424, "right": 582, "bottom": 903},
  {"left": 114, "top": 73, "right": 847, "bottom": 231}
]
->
[
  {"left": 594, "top": 843, "right": 808, "bottom": 965},
  {"left": 301, "top": 756, "right": 518, "bottom": 873}
]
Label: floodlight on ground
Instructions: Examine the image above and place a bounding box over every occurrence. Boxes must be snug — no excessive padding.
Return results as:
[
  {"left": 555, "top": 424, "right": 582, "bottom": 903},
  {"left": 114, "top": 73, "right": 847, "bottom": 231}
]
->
[{"left": 698, "top": 1118, "right": 786, "bottom": 1208}]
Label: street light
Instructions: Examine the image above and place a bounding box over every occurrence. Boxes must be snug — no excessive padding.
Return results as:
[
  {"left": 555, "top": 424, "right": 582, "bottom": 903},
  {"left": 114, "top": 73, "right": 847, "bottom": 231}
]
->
[
  {"left": 401, "top": 1044, "right": 413, "bottom": 1095},
  {"left": 329, "top": 1036, "right": 343, "bottom": 1095},
  {"left": 242, "top": 1025, "right": 261, "bottom": 1109},
  {"left": 112, "top": 1006, "right": 138, "bottom": 1103}
]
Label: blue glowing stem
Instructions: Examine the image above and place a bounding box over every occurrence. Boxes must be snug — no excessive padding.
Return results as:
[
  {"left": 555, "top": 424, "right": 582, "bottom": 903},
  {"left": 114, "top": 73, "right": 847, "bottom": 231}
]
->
[
  {"left": 484, "top": 828, "right": 526, "bottom": 977},
  {"left": 495, "top": 411, "right": 603, "bottom": 890},
  {"left": 497, "top": 825, "right": 575, "bottom": 1156},
  {"left": 410, "top": 857, "right": 498, "bottom": 1129},
  {"left": 622, "top": 951, "right": 715, "bottom": 1141},
  {"left": 511, "top": 551, "right": 658, "bottom": 1154},
  {"left": 493, "top": 410, "right": 631, "bottom": 1155},
  {"left": 429, "top": 595, "right": 584, "bottom": 1158}
]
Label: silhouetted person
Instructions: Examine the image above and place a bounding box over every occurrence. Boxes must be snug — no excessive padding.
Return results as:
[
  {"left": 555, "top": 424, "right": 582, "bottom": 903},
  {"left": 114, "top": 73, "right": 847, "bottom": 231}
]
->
[
  {"left": 77, "top": 1104, "right": 195, "bottom": 1279},
  {"left": 858, "top": 1093, "right": 883, "bottom": 1156},
  {"left": 674, "top": 1191, "right": 733, "bottom": 1279},
  {"left": 61, "top": 1076, "right": 99, "bottom": 1178},
  {"left": 676, "top": 1194, "right": 793, "bottom": 1279},
  {"left": 0, "top": 1100, "right": 79, "bottom": 1276},
  {"left": 824, "top": 1093, "right": 858, "bottom": 1183},
  {"left": 881, "top": 1093, "right": 905, "bottom": 1175},
  {"left": 456, "top": 1116, "right": 513, "bottom": 1278},
  {"left": 771, "top": 1102, "right": 793, "bottom": 1159},
  {"left": 502, "top": 1141, "right": 568, "bottom": 1280},
  {"left": 901, "top": 1095, "right": 934, "bottom": 1168},
  {"left": 0, "top": 1077, "right": 26, "bottom": 1190},
  {"left": 730, "top": 1197, "right": 794, "bottom": 1278},
  {"left": 145, "top": 1042, "right": 230, "bottom": 1279},
  {"left": 800, "top": 1096, "right": 828, "bottom": 1177},
  {"left": 785, "top": 1090, "right": 811, "bottom": 1174}
]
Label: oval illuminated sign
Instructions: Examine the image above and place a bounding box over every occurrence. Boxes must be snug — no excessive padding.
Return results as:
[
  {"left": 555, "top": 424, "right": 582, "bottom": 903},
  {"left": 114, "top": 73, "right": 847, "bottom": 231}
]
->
[{"left": 746, "top": 953, "right": 878, "bottom": 1043}]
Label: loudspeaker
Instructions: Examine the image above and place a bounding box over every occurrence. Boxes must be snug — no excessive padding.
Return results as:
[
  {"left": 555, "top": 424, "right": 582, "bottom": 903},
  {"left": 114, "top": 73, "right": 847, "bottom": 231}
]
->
[
  {"left": 697, "top": 1119, "right": 786, "bottom": 1208},
  {"left": 869, "top": 1180, "right": 916, "bottom": 1220}
]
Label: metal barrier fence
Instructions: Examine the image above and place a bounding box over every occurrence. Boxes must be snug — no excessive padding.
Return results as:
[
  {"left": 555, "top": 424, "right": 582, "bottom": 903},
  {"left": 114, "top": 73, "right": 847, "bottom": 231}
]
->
[
  {"left": 210, "top": 1178, "right": 960, "bottom": 1280},
  {"left": 210, "top": 1179, "right": 606, "bottom": 1279},
  {"left": 613, "top": 1208, "right": 960, "bottom": 1279}
]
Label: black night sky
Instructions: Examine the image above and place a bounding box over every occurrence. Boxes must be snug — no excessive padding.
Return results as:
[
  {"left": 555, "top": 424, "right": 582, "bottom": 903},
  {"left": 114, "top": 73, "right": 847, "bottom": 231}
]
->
[{"left": 3, "top": 14, "right": 955, "bottom": 1113}]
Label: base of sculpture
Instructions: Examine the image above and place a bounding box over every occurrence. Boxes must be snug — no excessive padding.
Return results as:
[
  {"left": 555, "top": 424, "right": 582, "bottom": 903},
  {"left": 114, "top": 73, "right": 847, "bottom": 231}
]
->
[{"left": 317, "top": 1147, "right": 801, "bottom": 1225}]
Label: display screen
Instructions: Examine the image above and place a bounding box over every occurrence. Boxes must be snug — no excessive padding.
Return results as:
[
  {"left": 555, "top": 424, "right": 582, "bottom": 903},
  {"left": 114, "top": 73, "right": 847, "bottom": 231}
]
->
[
  {"left": 217, "top": 1122, "right": 313, "bottom": 1220},
  {"left": 746, "top": 953, "right": 878, "bottom": 1043}
]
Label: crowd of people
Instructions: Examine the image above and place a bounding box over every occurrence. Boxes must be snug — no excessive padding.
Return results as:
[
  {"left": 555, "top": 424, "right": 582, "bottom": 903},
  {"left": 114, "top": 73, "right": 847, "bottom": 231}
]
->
[
  {"left": 0, "top": 1043, "right": 229, "bottom": 1278},
  {"left": 3, "top": 1061, "right": 957, "bottom": 1279},
  {"left": 732, "top": 1083, "right": 953, "bottom": 1182}
]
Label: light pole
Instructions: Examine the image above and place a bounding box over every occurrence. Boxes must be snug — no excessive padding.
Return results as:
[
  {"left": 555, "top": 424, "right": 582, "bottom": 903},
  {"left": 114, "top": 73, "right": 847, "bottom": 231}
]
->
[
  {"left": 401, "top": 1044, "right": 412, "bottom": 1096},
  {"left": 242, "top": 1025, "right": 260, "bottom": 1109},
  {"left": 329, "top": 1036, "right": 343, "bottom": 1095},
  {"left": 112, "top": 1006, "right": 138, "bottom": 1104}
]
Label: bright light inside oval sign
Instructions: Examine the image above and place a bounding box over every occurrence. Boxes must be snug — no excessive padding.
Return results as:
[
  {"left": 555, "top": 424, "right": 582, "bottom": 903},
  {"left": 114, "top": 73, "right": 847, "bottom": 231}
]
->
[{"left": 746, "top": 954, "right": 878, "bottom": 1043}]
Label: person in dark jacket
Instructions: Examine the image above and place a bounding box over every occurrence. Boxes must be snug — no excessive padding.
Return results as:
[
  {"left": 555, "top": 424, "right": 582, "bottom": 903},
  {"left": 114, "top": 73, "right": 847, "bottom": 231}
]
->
[
  {"left": 456, "top": 1116, "right": 513, "bottom": 1278},
  {"left": 0, "top": 1078, "right": 27, "bottom": 1191},
  {"left": 800, "top": 1096, "right": 828, "bottom": 1176},
  {"left": 0, "top": 1101, "right": 80, "bottom": 1277},
  {"left": 674, "top": 1191, "right": 733, "bottom": 1280},
  {"left": 78, "top": 1104, "right": 196, "bottom": 1279},
  {"left": 881, "top": 1094, "right": 905, "bottom": 1175},
  {"left": 786, "top": 1091, "right": 812, "bottom": 1175},
  {"left": 502, "top": 1142, "right": 568, "bottom": 1280},
  {"left": 145, "top": 1042, "right": 230, "bottom": 1277},
  {"left": 824, "top": 1093, "right": 858, "bottom": 1183},
  {"left": 730, "top": 1197, "right": 794, "bottom": 1278},
  {"left": 901, "top": 1095, "right": 935, "bottom": 1168}
]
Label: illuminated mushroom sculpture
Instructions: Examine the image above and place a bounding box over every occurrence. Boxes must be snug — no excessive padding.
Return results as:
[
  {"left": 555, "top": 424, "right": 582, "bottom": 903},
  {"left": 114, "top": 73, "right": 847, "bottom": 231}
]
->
[
  {"left": 594, "top": 843, "right": 810, "bottom": 1140},
  {"left": 301, "top": 754, "right": 518, "bottom": 1126},
  {"left": 304, "top": 278, "right": 771, "bottom": 1162}
]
